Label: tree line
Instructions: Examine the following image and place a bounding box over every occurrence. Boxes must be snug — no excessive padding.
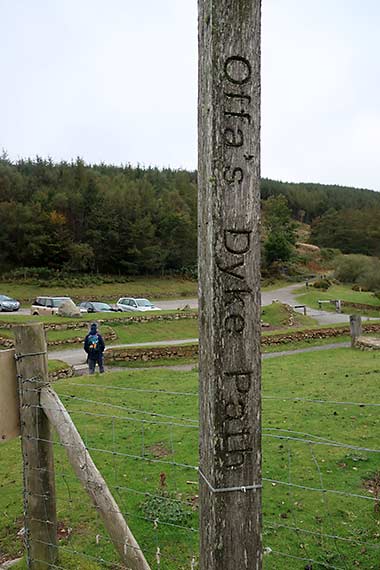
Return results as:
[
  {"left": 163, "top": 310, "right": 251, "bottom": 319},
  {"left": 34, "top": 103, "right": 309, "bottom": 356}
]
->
[{"left": 0, "top": 155, "right": 379, "bottom": 275}]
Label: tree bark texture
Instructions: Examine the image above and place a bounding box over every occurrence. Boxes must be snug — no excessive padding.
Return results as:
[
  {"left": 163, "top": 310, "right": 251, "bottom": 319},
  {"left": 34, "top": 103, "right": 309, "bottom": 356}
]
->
[
  {"left": 14, "top": 323, "right": 57, "bottom": 570},
  {"left": 198, "top": 1, "right": 262, "bottom": 569}
]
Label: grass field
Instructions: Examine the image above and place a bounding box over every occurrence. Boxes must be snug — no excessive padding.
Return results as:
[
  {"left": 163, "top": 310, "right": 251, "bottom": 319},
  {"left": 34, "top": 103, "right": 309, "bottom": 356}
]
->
[
  {"left": 1, "top": 277, "right": 296, "bottom": 307},
  {"left": 1, "top": 348, "right": 379, "bottom": 569},
  {"left": 0, "top": 276, "right": 198, "bottom": 304},
  {"left": 261, "top": 302, "right": 316, "bottom": 328},
  {"left": 295, "top": 284, "right": 380, "bottom": 314},
  {"left": 1, "top": 303, "right": 317, "bottom": 353}
]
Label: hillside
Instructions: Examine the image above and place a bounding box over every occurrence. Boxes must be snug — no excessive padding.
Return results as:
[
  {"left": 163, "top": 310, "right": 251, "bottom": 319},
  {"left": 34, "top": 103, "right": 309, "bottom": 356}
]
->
[{"left": 0, "top": 155, "right": 379, "bottom": 275}]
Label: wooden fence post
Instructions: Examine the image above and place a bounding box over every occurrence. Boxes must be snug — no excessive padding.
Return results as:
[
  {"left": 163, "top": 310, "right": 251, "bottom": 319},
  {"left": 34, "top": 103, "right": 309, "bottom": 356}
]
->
[
  {"left": 198, "top": 1, "right": 262, "bottom": 569},
  {"left": 40, "top": 387, "right": 151, "bottom": 570},
  {"left": 350, "top": 314, "right": 362, "bottom": 347},
  {"left": 14, "top": 323, "right": 57, "bottom": 570}
]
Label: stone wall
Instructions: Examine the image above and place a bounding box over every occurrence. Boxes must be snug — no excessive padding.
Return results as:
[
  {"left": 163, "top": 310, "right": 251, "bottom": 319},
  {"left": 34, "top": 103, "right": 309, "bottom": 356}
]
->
[
  {"left": 48, "top": 366, "right": 75, "bottom": 381},
  {"left": 0, "top": 311, "right": 197, "bottom": 331},
  {"left": 341, "top": 301, "right": 380, "bottom": 312},
  {"left": 104, "top": 323, "right": 380, "bottom": 363},
  {"left": 355, "top": 336, "right": 380, "bottom": 350},
  {"left": 0, "top": 329, "right": 117, "bottom": 349},
  {"left": 105, "top": 344, "right": 199, "bottom": 363}
]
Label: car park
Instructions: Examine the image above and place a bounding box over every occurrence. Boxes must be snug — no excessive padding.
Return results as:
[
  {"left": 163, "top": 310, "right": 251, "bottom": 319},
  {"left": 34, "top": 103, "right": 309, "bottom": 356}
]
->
[
  {"left": 31, "top": 296, "right": 73, "bottom": 316},
  {"left": 0, "top": 294, "right": 20, "bottom": 312},
  {"left": 116, "top": 297, "right": 161, "bottom": 312},
  {"left": 79, "top": 301, "right": 116, "bottom": 313}
]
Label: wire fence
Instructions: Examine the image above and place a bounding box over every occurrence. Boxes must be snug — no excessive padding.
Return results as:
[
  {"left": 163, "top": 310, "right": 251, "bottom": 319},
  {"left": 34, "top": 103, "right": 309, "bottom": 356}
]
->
[{"left": 1, "top": 355, "right": 380, "bottom": 569}]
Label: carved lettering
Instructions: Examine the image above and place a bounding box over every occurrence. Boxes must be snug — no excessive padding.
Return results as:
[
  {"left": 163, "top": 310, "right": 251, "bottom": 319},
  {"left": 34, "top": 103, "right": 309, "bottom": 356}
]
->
[
  {"left": 224, "top": 230, "right": 251, "bottom": 254},
  {"left": 225, "top": 452, "right": 244, "bottom": 468},
  {"left": 225, "top": 400, "right": 244, "bottom": 419},
  {"left": 223, "top": 166, "right": 244, "bottom": 185},
  {"left": 223, "top": 127, "right": 244, "bottom": 147},
  {"left": 221, "top": 371, "right": 254, "bottom": 468},
  {"left": 224, "top": 314, "right": 245, "bottom": 333},
  {"left": 227, "top": 433, "right": 252, "bottom": 453},
  {"left": 224, "top": 92, "right": 251, "bottom": 123},
  {"left": 226, "top": 371, "right": 252, "bottom": 394},
  {"left": 224, "top": 55, "right": 252, "bottom": 85},
  {"left": 217, "top": 258, "right": 245, "bottom": 280},
  {"left": 215, "top": 52, "right": 256, "bottom": 474}
]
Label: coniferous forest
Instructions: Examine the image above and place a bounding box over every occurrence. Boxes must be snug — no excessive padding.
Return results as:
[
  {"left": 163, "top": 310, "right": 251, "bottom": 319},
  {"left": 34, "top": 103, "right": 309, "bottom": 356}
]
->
[{"left": 1, "top": 154, "right": 379, "bottom": 275}]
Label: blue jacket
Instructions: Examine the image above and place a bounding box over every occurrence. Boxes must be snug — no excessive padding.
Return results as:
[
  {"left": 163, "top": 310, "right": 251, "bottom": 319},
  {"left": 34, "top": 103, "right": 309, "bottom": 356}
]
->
[{"left": 84, "top": 330, "right": 105, "bottom": 357}]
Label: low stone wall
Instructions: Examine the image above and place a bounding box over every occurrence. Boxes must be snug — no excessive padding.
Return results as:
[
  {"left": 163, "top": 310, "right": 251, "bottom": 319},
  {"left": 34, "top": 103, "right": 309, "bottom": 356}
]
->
[
  {"left": 105, "top": 344, "right": 199, "bottom": 363},
  {"left": 0, "top": 329, "right": 117, "bottom": 349},
  {"left": 0, "top": 311, "right": 197, "bottom": 331},
  {"left": 48, "top": 366, "right": 75, "bottom": 381},
  {"left": 355, "top": 336, "right": 380, "bottom": 351},
  {"left": 104, "top": 323, "right": 380, "bottom": 363},
  {"left": 341, "top": 301, "right": 380, "bottom": 312},
  {"left": 0, "top": 336, "right": 13, "bottom": 348}
]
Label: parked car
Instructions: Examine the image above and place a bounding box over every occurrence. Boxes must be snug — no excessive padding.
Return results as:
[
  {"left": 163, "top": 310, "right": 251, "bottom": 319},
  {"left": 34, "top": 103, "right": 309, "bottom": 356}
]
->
[
  {"left": 116, "top": 297, "right": 161, "bottom": 312},
  {"left": 0, "top": 294, "right": 20, "bottom": 312},
  {"left": 31, "top": 296, "right": 73, "bottom": 316},
  {"left": 79, "top": 301, "right": 116, "bottom": 313}
]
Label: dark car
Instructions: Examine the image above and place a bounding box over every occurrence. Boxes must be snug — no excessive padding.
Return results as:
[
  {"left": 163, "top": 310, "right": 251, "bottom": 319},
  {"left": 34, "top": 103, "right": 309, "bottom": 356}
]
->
[
  {"left": 79, "top": 301, "right": 116, "bottom": 313},
  {"left": 0, "top": 294, "right": 20, "bottom": 312}
]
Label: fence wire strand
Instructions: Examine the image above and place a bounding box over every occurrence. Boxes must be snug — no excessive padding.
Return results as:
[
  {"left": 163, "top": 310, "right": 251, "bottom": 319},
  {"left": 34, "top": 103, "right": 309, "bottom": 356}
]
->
[{"left": 5, "top": 362, "right": 379, "bottom": 570}]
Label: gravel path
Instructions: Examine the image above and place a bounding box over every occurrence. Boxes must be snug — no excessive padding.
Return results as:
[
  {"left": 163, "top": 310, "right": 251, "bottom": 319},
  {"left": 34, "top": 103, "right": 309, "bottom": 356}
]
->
[
  {"left": 159, "top": 283, "right": 353, "bottom": 325},
  {"left": 71, "top": 341, "right": 350, "bottom": 375}
]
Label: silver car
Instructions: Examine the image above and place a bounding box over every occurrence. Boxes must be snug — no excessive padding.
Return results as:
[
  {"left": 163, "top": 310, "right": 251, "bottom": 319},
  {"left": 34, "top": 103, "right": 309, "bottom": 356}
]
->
[
  {"left": 116, "top": 297, "right": 161, "bottom": 312},
  {"left": 0, "top": 294, "right": 20, "bottom": 312}
]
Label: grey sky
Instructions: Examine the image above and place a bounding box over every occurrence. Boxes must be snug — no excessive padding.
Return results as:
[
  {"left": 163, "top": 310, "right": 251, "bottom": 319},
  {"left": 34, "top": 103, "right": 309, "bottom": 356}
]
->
[{"left": 1, "top": 0, "right": 379, "bottom": 190}]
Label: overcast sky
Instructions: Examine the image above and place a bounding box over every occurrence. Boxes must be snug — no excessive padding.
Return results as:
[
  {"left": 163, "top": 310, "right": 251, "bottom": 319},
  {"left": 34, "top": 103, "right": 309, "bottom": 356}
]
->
[{"left": 1, "top": 0, "right": 379, "bottom": 190}]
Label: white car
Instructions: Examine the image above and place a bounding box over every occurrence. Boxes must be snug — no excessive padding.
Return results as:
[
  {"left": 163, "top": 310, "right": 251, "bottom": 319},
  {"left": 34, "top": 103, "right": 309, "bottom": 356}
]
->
[
  {"left": 116, "top": 297, "right": 161, "bottom": 312},
  {"left": 31, "top": 296, "right": 73, "bottom": 316}
]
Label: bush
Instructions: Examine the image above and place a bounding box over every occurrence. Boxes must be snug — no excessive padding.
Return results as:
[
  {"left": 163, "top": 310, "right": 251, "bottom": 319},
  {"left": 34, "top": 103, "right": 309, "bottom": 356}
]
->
[
  {"left": 352, "top": 284, "right": 369, "bottom": 292},
  {"left": 320, "top": 248, "right": 341, "bottom": 262},
  {"left": 312, "top": 279, "right": 331, "bottom": 290},
  {"left": 334, "top": 254, "right": 380, "bottom": 292},
  {"left": 0, "top": 268, "right": 132, "bottom": 287},
  {"left": 334, "top": 254, "right": 374, "bottom": 283}
]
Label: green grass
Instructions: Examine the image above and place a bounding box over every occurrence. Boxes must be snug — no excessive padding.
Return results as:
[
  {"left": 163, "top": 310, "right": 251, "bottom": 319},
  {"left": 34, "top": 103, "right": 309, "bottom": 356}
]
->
[
  {"left": 48, "top": 359, "right": 71, "bottom": 373},
  {"left": 1, "top": 348, "right": 379, "bottom": 568},
  {"left": 111, "top": 320, "right": 198, "bottom": 345},
  {"left": 295, "top": 284, "right": 380, "bottom": 314},
  {"left": 261, "top": 303, "right": 316, "bottom": 328},
  {"left": 0, "top": 309, "right": 196, "bottom": 325},
  {"left": 262, "top": 335, "right": 351, "bottom": 353},
  {"left": 2, "top": 277, "right": 297, "bottom": 308},
  {"left": 0, "top": 276, "right": 198, "bottom": 304},
  {"left": 45, "top": 319, "right": 199, "bottom": 351}
]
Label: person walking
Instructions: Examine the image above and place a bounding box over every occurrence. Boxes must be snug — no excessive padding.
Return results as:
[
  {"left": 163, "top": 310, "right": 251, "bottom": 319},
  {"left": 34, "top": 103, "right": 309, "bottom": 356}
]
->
[{"left": 84, "top": 322, "right": 105, "bottom": 374}]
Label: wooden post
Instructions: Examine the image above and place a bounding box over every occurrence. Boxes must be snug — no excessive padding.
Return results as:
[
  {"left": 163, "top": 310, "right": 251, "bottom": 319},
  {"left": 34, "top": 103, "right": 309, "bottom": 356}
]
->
[
  {"left": 40, "top": 387, "right": 151, "bottom": 570},
  {"left": 350, "top": 314, "right": 362, "bottom": 347},
  {"left": 14, "top": 323, "right": 57, "bottom": 570},
  {"left": 198, "top": 1, "right": 262, "bottom": 569}
]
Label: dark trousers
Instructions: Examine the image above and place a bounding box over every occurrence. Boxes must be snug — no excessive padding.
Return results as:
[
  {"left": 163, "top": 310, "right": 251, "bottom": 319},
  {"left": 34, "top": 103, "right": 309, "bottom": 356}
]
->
[{"left": 88, "top": 353, "right": 105, "bottom": 374}]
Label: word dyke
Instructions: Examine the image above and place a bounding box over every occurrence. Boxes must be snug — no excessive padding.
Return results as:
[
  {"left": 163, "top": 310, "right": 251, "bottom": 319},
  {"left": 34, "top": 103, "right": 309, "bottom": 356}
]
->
[{"left": 216, "top": 54, "right": 256, "bottom": 471}]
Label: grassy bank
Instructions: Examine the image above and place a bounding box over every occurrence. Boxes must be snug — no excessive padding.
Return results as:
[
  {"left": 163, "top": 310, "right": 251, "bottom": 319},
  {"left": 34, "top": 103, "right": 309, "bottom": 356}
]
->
[
  {"left": 0, "top": 276, "right": 198, "bottom": 304},
  {"left": 1, "top": 348, "right": 379, "bottom": 568},
  {"left": 295, "top": 284, "right": 380, "bottom": 314}
]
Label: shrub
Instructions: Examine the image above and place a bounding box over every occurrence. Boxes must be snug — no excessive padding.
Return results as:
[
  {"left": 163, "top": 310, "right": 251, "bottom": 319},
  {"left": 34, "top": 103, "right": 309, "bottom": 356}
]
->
[
  {"left": 334, "top": 254, "right": 380, "bottom": 292},
  {"left": 312, "top": 279, "right": 331, "bottom": 290},
  {"left": 320, "top": 248, "right": 341, "bottom": 262}
]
